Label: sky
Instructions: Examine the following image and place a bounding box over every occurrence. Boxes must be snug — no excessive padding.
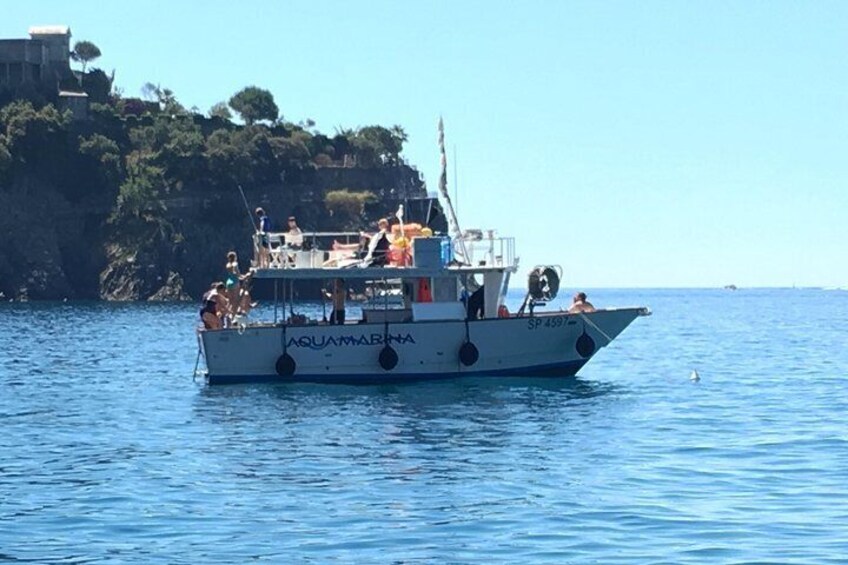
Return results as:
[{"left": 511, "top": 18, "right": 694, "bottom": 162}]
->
[{"left": 4, "top": 1, "right": 847, "bottom": 288}]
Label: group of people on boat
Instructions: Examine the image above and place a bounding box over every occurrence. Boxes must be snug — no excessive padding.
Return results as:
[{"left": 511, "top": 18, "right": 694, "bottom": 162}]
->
[
  {"left": 199, "top": 204, "right": 599, "bottom": 330},
  {"left": 255, "top": 207, "right": 304, "bottom": 269},
  {"left": 325, "top": 218, "right": 397, "bottom": 267},
  {"left": 200, "top": 205, "right": 390, "bottom": 330},
  {"left": 254, "top": 205, "right": 432, "bottom": 270},
  {"left": 200, "top": 250, "right": 256, "bottom": 330}
]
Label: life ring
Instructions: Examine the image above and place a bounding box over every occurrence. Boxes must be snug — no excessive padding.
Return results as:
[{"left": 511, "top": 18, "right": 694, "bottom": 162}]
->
[{"left": 528, "top": 266, "right": 561, "bottom": 301}]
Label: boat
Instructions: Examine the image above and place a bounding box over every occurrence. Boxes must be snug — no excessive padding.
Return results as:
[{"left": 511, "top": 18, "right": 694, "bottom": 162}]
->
[
  {"left": 197, "top": 122, "right": 649, "bottom": 384},
  {"left": 197, "top": 222, "right": 650, "bottom": 384}
]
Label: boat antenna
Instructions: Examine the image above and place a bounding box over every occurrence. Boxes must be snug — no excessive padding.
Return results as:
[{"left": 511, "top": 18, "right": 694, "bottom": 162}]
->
[
  {"left": 437, "top": 117, "right": 469, "bottom": 263},
  {"left": 453, "top": 144, "right": 458, "bottom": 216}
]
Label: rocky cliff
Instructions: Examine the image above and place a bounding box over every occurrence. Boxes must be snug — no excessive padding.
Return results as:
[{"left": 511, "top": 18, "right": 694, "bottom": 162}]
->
[{"left": 0, "top": 165, "right": 440, "bottom": 301}]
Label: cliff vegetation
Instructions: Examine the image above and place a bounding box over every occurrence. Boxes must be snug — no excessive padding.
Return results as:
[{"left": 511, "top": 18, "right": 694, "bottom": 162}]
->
[{"left": 0, "top": 41, "right": 439, "bottom": 301}]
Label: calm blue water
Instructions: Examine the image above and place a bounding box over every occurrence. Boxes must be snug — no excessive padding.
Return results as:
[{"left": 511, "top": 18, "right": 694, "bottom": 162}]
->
[{"left": 2, "top": 288, "right": 847, "bottom": 563}]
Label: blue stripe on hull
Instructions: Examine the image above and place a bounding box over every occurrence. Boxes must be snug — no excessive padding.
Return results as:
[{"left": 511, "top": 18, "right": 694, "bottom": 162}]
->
[{"left": 206, "top": 359, "right": 589, "bottom": 385}]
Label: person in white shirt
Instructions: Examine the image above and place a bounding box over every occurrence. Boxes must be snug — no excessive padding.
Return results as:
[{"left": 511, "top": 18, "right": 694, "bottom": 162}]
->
[{"left": 364, "top": 218, "right": 391, "bottom": 266}]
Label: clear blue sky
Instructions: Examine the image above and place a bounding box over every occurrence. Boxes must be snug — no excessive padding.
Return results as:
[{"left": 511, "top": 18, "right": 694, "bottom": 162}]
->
[{"left": 5, "top": 1, "right": 847, "bottom": 287}]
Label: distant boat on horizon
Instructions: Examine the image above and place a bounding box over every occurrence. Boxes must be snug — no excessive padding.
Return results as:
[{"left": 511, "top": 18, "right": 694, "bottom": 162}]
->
[{"left": 724, "top": 284, "right": 738, "bottom": 291}]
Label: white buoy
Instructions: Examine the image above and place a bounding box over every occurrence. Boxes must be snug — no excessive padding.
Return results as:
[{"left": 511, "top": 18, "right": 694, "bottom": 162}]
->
[{"left": 690, "top": 369, "right": 700, "bottom": 382}]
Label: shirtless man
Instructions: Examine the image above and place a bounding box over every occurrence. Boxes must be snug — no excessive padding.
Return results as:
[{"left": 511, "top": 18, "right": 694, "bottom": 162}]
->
[
  {"left": 324, "top": 278, "right": 347, "bottom": 325},
  {"left": 567, "top": 292, "right": 596, "bottom": 314}
]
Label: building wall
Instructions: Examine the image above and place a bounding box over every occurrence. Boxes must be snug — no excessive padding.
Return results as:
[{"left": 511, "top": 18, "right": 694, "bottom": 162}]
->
[
  {"left": 0, "top": 27, "right": 70, "bottom": 87},
  {"left": 0, "top": 41, "right": 48, "bottom": 86},
  {"left": 59, "top": 94, "right": 89, "bottom": 120},
  {"left": 29, "top": 31, "right": 70, "bottom": 67}
]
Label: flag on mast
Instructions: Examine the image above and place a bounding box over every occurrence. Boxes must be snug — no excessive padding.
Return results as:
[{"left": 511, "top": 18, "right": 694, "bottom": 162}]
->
[
  {"left": 438, "top": 117, "right": 461, "bottom": 239},
  {"left": 436, "top": 117, "right": 468, "bottom": 262}
]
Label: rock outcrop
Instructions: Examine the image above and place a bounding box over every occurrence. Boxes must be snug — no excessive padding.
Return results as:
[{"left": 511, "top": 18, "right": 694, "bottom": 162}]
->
[{"left": 1, "top": 165, "right": 442, "bottom": 301}]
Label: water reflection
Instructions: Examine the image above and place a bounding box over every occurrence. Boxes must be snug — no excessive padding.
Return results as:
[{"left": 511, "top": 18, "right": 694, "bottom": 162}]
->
[
  {"left": 195, "top": 376, "right": 625, "bottom": 421},
  {"left": 191, "top": 376, "right": 631, "bottom": 467}
]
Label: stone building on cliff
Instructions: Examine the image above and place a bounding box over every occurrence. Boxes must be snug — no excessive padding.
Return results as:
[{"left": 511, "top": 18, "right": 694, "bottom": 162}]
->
[{"left": 0, "top": 25, "right": 74, "bottom": 87}]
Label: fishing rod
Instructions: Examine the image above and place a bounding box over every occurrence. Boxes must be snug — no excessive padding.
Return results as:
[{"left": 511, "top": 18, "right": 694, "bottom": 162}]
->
[
  {"left": 236, "top": 183, "right": 256, "bottom": 231},
  {"left": 236, "top": 183, "right": 262, "bottom": 262}
]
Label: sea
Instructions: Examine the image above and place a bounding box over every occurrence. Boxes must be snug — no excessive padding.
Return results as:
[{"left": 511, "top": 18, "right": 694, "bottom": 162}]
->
[{"left": 1, "top": 288, "right": 847, "bottom": 564}]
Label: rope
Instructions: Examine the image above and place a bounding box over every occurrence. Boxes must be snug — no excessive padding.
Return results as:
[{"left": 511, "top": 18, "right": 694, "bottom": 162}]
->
[
  {"left": 579, "top": 312, "right": 613, "bottom": 344},
  {"left": 192, "top": 347, "right": 202, "bottom": 381},
  {"left": 321, "top": 281, "right": 328, "bottom": 323}
]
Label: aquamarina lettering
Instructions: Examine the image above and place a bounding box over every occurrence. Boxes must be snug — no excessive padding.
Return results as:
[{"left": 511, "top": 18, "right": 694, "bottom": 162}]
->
[{"left": 287, "top": 333, "right": 416, "bottom": 351}]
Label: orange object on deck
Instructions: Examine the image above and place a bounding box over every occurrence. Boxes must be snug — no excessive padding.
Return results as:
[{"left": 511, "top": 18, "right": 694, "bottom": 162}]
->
[
  {"left": 391, "top": 223, "right": 423, "bottom": 239},
  {"left": 418, "top": 278, "right": 432, "bottom": 302},
  {"left": 388, "top": 247, "right": 411, "bottom": 267}
]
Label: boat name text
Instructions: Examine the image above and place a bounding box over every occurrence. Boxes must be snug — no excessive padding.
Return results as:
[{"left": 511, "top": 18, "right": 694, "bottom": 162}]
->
[{"left": 287, "top": 333, "right": 416, "bottom": 350}]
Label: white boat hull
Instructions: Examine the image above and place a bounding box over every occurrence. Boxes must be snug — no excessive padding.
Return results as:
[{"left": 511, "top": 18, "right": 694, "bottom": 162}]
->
[{"left": 200, "top": 308, "right": 647, "bottom": 385}]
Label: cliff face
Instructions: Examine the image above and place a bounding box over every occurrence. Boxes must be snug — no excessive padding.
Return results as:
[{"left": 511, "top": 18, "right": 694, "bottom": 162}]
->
[
  {"left": 0, "top": 175, "right": 103, "bottom": 299},
  {"left": 0, "top": 165, "right": 440, "bottom": 301}
]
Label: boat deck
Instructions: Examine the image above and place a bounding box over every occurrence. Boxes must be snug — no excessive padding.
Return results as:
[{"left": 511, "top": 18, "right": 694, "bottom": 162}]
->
[{"left": 250, "top": 263, "right": 517, "bottom": 280}]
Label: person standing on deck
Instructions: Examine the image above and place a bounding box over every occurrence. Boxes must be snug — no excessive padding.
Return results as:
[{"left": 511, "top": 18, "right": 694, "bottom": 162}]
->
[
  {"left": 255, "top": 207, "right": 272, "bottom": 268},
  {"left": 224, "top": 251, "right": 251, "bottom": 314},
  {"left": 325, "top": 278, "right": 347, "bottom": 325}
]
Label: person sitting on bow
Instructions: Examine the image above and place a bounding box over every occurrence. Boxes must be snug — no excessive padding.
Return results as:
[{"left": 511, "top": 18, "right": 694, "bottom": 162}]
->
[{"left": 567, "top": 291, "right": 596, "bottom": 314}]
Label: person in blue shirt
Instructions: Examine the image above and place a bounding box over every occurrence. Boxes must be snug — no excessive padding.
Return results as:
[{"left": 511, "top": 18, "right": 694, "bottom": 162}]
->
[{"left": 255, "top": 207, "right": 272, "bottom": 268}]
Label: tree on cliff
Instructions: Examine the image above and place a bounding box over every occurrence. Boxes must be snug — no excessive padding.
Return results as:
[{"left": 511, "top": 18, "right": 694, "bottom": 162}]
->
[
  {"left": 71, "top": 40, "right": 102, "bottom": 74},
  {"left": 141, "top": 83, "right": 185, "bottom": 115},
  {"left": 0, "top": 100, "right": 69, "bottom": 168},
  {"left": 350, "top": 125, "right": 407, "bottom": 167},
  {"left": 228, "top": 87, "right": 279, "bottom": 125},
  {"left": 0, "top": 134, "right": 11, "bottom": 179},
  {"left": 208, "top": 102, "right": 232, "bottom": 121},
  {"left": 115, "top": 158, "right": 163, "bottom": 215},
  {"left": 78, "top": 133, "right": 121, "bottom": 185},
  {"left": 324, "top": 189, "right": 377, "bottom": 229}
]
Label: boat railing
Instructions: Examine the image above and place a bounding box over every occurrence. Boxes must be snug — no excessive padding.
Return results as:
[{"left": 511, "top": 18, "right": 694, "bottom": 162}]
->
[
  {"left": 252, "top": 231, "right": 517, "bottom": 271},
  {"left": 457, "top": 234, "right": 517, "bottom": 269},
  {"left": 253, "top": 231, "right": 362, "bottom": 270}
]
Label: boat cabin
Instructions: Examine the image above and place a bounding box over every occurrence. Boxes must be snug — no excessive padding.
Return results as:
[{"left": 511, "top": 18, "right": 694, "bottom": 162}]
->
[{"left": 249, "top": 229, "right": 518, "bottom": 325}]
